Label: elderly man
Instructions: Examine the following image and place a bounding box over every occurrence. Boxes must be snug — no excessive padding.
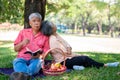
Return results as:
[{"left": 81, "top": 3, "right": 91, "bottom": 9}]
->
[{"left": 10, "top": 13, "right": 49, "bottom": 79}]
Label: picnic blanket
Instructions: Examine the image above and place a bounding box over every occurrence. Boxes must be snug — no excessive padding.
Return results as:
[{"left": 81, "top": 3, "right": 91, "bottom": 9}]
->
[
  {"left": 0, "top": 60, "right": 72, "bottom": 79},
  {"left": 0, "top": 60, "right": 52, "bottom": 79},
  {"left": 0, "top": 68, "right": 45, "bottom": 79},
  {"left": 0, "top": 68, "right": 72, "bottom": 79}
]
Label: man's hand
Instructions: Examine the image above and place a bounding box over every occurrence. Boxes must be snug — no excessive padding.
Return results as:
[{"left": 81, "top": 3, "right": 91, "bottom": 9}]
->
[
  {"left": 39, "top": 55, "right": 44, "bottom": 59},
  {"left": 31, "top": 53, "right": 41, "bottom": 59},
  {"left": 14, "top": 39, "right": 30, "bottom": 52},
  {"left": 21, "top": 39, "right": 30, "bottom": 46}
]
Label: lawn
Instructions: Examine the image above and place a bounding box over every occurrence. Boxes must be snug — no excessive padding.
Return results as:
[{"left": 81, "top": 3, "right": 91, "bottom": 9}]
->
[{"left": 0, "top": 41, "right": 120, "bottom": 80}]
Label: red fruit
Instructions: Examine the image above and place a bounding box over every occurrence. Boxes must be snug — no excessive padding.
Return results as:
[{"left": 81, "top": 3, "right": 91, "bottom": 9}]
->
[
  {"left": 60, "top": 66, "right": 65, "bottom": 70},
  {"left": 50, "top": 63, "right": 57, "bottom": 70},
  {"left": 57, "top": 68, "right": 61, "bottom": 71}
]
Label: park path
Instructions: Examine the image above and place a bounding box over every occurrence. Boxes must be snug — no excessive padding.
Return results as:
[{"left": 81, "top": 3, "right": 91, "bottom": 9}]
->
[
  {"left": 62, "top": 35, "right": 120, "bottom": 53},
  {"left": 0, "top": 31, "right": 120, "bottom": 53}
]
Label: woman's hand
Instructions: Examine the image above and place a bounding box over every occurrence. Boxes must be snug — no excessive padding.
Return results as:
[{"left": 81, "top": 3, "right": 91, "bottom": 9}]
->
[{"left": 67, "top": 47, "right": 72, "bottom": 55}]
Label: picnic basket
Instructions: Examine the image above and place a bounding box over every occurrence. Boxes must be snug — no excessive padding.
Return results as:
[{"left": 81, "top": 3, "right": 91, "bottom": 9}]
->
[{"left": 42, "top": 48, "right": 66, "bottom": 76}]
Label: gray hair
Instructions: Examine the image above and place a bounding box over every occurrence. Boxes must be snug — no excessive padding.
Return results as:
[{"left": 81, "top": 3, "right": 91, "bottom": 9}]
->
[
  {"left": 47, "top": 21, "right": 53, "bottom": 27},
  {"left": 29, "top": 13, "right": 42, "bottom": 20}
]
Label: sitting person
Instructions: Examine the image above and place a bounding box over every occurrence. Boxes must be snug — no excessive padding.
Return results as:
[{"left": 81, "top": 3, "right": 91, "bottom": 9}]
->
[
  {"left": 12, "top": 13, "right": 49, "bottom": 79},
  {"left": 41, "top": 20, "right": 119, "bottom": 70}
]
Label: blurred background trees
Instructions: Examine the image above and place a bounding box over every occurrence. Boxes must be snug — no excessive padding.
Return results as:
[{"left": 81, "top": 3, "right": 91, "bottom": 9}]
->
[
  {"left": 0, "top": 0, "right": 120, "bottom": 37},
  {"left": 24, "top": 0, "right": 46, "bottom": 28},
  {"left": 0, "top": 0, "right": 24, "bottom": 24}
]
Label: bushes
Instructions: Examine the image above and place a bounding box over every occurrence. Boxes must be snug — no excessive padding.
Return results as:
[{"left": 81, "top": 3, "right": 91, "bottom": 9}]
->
[{"left": 0, "top": 22, "right": 23, "bottom": 31}]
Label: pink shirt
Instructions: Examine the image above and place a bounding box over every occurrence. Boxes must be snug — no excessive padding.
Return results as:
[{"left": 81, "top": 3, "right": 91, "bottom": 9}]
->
[{"left": 14, "top": 28, "right": 49, "bottom": 60}]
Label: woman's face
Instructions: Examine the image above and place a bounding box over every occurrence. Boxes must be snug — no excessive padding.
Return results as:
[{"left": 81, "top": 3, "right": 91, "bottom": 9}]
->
[
  {"left": 52, "top": 24, "right": 57, "bottom": 34},
  {"left": 29, "top": 17, "right": 41, "bottom": 32}
]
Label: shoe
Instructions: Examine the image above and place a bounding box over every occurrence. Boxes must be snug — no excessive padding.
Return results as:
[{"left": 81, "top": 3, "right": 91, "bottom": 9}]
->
[
  {"left": 73, "top": 65, "right": 85, "bottom": 70},
  {"left": 106, "top": 62, "right": 119, "bottom": 67},
  {"left": 9, "top": 72, "right": 31, "bottom": 80},
  {"left": 22, "top": 72, "right": 32, "bottom": 80},
  {"left": 10, "top": 72, "right": 24, "bottom": 80}
]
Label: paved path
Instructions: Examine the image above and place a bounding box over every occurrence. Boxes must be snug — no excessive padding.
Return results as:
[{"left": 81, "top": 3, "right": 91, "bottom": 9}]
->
[
  {"left": 62, "top": 35, "right": 120, "bottom": 53},
  {"left": 0, "top": 31, "right": 120, "bottom": 53}
]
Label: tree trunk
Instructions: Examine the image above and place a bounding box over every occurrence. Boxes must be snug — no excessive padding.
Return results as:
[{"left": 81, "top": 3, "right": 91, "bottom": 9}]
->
[
  {"left": 82, "top": 22, "right": 86, "bottom": 36},
  {"left": 109, "top": 25, "right": 115, "bottom": 37},
  {"left": 110, "top": 29, "right": 114, "bottom": 37},
  {"left": 71, "top": 23, "right": 75, "bottom": 34},
  {"left": 24, "top": 0, "right": 46, "bottom": 28},
  {"left": 97, "top": 21, "right": 102, "bottom": 35},
  {"left": 80, "top": 13, "right": 90, "bottom": 36}
]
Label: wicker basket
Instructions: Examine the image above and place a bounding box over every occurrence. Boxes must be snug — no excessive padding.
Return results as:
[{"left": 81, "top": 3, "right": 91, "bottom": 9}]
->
[{"left": 42, "top": 48, "right": 66, "bottom": 76}]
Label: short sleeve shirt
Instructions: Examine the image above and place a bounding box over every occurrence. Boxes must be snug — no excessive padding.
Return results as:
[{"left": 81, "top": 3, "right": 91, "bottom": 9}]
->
[{"left": 14, "top": 28, "right": 49, "bottom": 60}]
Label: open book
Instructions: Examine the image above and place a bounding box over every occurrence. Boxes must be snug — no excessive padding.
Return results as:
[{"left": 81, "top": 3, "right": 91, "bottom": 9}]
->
[{"left": 24, "top": 47, "right": 43, "bottom": 56}]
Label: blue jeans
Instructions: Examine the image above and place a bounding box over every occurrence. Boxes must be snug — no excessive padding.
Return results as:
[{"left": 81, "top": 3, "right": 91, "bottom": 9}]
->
[{"left": 13, "top": 58, "right": 42, "bottom": 75}]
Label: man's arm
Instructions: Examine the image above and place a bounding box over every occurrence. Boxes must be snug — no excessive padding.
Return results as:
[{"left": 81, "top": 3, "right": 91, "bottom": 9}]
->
[{"left": 14, "top": 39, "right": 29, "bottom": 52}]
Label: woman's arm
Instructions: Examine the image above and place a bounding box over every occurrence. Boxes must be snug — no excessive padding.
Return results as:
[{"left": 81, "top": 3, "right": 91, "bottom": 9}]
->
[
  {"left": 56, "top": 34, "right": 72, "bottom": 55},
  {"left": 56, "top": 34, "right": 71, "bottom": 47},
  {"left": 49, "top": 34, "right": 72, "bottom": 55}
]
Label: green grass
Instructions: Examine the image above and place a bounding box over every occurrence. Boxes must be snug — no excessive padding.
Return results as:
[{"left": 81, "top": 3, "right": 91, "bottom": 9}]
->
[{"left": 0, "top": 41, "right": 120, "bottom": 80}]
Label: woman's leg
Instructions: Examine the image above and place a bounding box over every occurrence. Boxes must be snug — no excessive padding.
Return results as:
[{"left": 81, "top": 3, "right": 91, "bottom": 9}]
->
[
  {"left": 64, "top": 56, "right": 104, "bottom": 69},
  {"left": 28, "top": 58, "right": 42, "bottom": 75},
  {"left": 13, "top": 58, "right": 28, "bottom": 73},
  {"left": 80, "top": 56, "right": 104, "bottom": 68}
]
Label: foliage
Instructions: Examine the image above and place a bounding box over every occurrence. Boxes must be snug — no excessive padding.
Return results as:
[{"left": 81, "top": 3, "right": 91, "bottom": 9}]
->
[
  {"left": 0, "top": 0, "right": 24, "bottom": 24},
  {"left": 0, "top": 0, "right": 120, "bottom": 36},
  {"left": 90, "top": 0, "right": 108, "bottom": 11},
  {"left": 0, "top": 41, "right": 120, "bottom": 80}
]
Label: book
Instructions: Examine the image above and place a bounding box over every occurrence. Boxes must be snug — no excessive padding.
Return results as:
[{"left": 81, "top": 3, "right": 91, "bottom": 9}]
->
[{"left": 24, "top": 47, "right": 43, "bottom": 56}]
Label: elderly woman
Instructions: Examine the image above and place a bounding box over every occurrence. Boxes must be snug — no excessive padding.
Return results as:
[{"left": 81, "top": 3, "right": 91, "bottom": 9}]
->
[
  {"left": 41, "top": 20, "right": 119, "bottom": 70},
  {"left": 12, "top": 13, "right": 49, "bottom": 78}
]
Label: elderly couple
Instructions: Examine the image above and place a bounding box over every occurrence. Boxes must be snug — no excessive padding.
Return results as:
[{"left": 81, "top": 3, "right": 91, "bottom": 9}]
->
[{"left": 10, "top": 13, "right": 119, "bottom": 79}]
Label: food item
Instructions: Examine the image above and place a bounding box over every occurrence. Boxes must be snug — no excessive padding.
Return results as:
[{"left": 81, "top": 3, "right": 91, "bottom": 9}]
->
[
  {"left": 49, "top": 62, "right": 65, "bottom": 71},
  {"left": 50, "top": 63, "right": 57, "bottom": 70},
  {"left": 54, "top": 63, "right": 61, "bottom": 68},
  {"left": 60, "top": 66, "right": 65, "bottom": 70}
]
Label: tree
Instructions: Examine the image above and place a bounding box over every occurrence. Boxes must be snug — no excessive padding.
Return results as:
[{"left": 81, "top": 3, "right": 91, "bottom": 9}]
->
[
  {"left": 90, "top": 0, "right": 108, "bottom": 35},
  {"left": 24, "top": 0, "right": 46, "bottom": 28},
  {"left": 107, "top": 0, "right": 120, "bottom": 37},
  {"left": 89, "top": 0, "right": 120, "bottom": 37},
  {"left": 0, "top": 0, "right": 24, "bottom": 23},
  {"left": 59, "top": 0, "right": 92, "bottom": 35}
]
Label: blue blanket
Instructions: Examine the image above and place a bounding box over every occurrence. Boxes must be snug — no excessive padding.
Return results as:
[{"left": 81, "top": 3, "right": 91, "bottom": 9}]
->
[
  {"left": 0, "top": 68, "right": 72, "bottom": 79},
  {"left": 0, "top": 68, "right": 45, "bottom": 79}
]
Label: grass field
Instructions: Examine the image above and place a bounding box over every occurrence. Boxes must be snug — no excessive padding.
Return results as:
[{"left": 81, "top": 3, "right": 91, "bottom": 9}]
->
[{"left": 0, "top": 41, "right": 120, "bottom": 80}]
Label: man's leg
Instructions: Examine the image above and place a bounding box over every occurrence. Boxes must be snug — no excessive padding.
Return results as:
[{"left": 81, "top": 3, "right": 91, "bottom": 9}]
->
[
  {"left": 28, "top": 58, "right": 42, "bottom": 75},
  {"left": 13, "top": 58, "right": 28, "bottom": 73}
]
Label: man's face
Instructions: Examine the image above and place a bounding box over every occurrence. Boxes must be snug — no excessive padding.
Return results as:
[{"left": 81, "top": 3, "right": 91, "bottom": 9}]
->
[{"left": 29, "top": 17, "right": 41, "bottom": 31}]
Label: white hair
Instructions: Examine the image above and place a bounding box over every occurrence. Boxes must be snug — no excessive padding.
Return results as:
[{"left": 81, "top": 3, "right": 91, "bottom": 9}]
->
[{"left": 29, "top": 13, "right": 42, "bottom": 20}]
